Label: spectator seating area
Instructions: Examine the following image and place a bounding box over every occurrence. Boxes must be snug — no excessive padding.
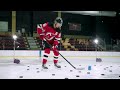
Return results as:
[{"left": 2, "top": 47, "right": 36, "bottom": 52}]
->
[
  {"left": 35, "top": 36, "right": 98, "bottom": 51},
  {"left": 0, "top": 35, "right": 27, "bottom": 50},
  {"left": 0, "top": 34, "right": 103, "bottom": 51},
  {"left": 61, "top": 38, "right": 96, "bottom": 51},
  {"left": 26, "top": 37, "right": 39, "bottom": 50}
]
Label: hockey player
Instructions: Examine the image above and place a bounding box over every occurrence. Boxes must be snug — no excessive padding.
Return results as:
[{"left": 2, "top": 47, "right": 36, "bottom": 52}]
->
[{"left": 37, "top": 17, "right": 63, "bottom": 69}]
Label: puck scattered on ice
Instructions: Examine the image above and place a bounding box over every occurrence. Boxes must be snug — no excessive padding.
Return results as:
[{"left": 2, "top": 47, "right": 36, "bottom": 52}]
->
[
  {"left": 27, "top": 69, "right": 29, "bottom": 70},
  {"left": 104, "top": 68, "right": 106, "bottom": 70},
  {"left": 52, "top": 74, "right": 55, "bottom": 76},
  {"left": 65, "top": 78, "right": 68, "bottom": 79},
  {"left": 76, "top": 75, "right": 79, "bottom": 77},
  {"left": 101, "top": 74, "right": 105, "bottom": 76},
  {"left": 79, "top": 65, "right": 81, "bottom": 66},
  {"left": 49, "top": 65, "right": 50, "bottom": 66},
  {"left": 70, "top": 70, "right": 73, "bottom": 72},
  {"left": 37, "top": 71, "right": 40, "bottom": 73},
  {"left": 78, "top": 71, "right": 81, "bottom": 73},
  {"left": 64, "top": 66, "right": 66, "bottom": 67},
  {"left": 27, "top": 66, "right": 30, "bottom": 67},
  {"left": 100, "top": 65, "right": 102, "bottom": 66},
  {"left": 119, "top": 76, "right": 120, "bottom": 77},
  {"left": 87, "top": 72, "right": 90, "bottom": 74},
  {"left": 109, "top": 70, "right": 112, "bottom": 72},
  {"left": 110, "top": 66, "right": 112, "bottom": 67},
  {"left": 36, "top": 68, "right": 39, "bottom": 69},
  {"left": 94, "top": 65, "right": 96, "bottom": 66},
  {"left": 106, "top": 67, "right": 109, "bottom": 68},
  {"left": 19, "top": 76, "right": 23, "bottom": 78}
]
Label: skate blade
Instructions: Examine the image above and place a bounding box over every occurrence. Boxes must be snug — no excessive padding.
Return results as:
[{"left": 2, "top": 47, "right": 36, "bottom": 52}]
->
[
  {"left": 55, "top": 66, "right": 61, "bottom": 70},
  {"left": 41, "top": 68, "right": 48, "bottom": 72},
  {"left": 76, "top": 67, "right": 85, "bottom": 70}
]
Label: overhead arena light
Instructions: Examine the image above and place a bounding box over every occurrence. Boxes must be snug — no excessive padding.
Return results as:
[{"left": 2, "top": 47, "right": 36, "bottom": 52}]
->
[{"left": 54, "top": 11, "right": 116, "bottom": 17}]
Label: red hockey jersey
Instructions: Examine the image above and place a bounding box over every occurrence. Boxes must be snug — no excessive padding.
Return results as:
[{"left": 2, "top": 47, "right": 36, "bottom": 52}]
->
[{"left": 37, "top": 22, "right": 61, "bottom": 45}]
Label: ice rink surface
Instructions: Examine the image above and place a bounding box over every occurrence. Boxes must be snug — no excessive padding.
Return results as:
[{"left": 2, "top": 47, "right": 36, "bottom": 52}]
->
[{"left": 0, "top": 57, "right": 120, "bottom": 79}]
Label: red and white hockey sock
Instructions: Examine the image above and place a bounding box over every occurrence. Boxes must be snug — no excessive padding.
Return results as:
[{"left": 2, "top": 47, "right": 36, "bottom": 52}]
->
[
  {"left": 54, "top": 56, "right": 58, "bottom": 64},
  {"left": 54, "top": 60, "right": 58, "bottom": 64},
  {"left": 52, "top": 46, "right": 59, "bottom": 64},
  {"left": 43, "top": 59, "right": 47, "bottom": 64},
  {"left": 42, "top": 48, "right": 50, "bottom": 64}
]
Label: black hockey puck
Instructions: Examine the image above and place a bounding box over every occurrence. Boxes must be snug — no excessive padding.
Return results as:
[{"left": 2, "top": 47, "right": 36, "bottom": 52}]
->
[
  {"left": 106, "top": 67, "right": 109, "bottom": 68},
  {"left": 19, "top": 76, "right": 23, "bottom": 78},
  {"left": 87, "top": 72, "right": 90, "bottom": 74},
  {"left": 101, "top": 74, "right": 105, "bottom": 76},
  {"left": 65, "top": 78, "right": 68, "bottom": 79},
  {"left": 109, "top": 70, "right": 112, "bottom": 72},
  {"left": 37, "top": 71, "right": 40, "bottom": 73},
  {"left": 52, "top": 74, "right": 55, "bottom": 76},
  {"left": 79, "top": 65, "right": 81, "bottom": 66},
  {"left": 27, "top": 66, "right": 30, "bottom": 67},
  {"left": 110, "top": 66, "right": 112, "bottom": 67},
  {"left": 78, "top": 71, "right": 81, "bottom": 73},
  {"left": 94, "top": 65, "right": 96, "bottom": 66},
  {"left": 64, "top": 66, "right": 66, "bottom": 67},
  {"left": 49, "top": 65, "right": 50, "bottom": 66},
  {"left": 104, "top": 68, "right": 106, "bottom": 70},
  {"left": 119, "top": 76, "right": 120, "bottom": 77},
  {"left": 36, "top": 68, "right": 39, "bottom": 69},
  {"left": 76, "top": 75, "right": 79, "bottom": 77},
  {"left": 27, "top": 69, "right": 29, "bottom": 70},
  {"left": 70, "top": 70, "right": 73, "bottom": 72}
]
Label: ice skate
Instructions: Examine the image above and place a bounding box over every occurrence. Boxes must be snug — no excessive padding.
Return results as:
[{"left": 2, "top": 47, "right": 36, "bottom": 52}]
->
[
  {"left": 54, "top": 63, "right": 61, "bottom": 69},
  {"left": 42, "top": 64, "right": 48, "bottom": 69}
]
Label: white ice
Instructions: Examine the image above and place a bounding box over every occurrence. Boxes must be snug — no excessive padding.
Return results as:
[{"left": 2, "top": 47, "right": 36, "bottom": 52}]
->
[{"left": 0, "top": 57, "right": 120, "bottom": 79}]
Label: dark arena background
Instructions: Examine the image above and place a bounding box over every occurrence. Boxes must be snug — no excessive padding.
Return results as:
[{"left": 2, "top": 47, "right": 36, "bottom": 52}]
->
[{"left": 0, "top": 11, "right": 120, "bottom": 79}]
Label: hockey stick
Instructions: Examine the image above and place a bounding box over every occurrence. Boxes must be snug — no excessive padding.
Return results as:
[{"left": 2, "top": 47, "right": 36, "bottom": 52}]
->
[
  {"left": 58, "top": 52, "right": 83, "bottom": 70},
  {"left": 44, "top": 40, "right": 84, "bottom": 70}
]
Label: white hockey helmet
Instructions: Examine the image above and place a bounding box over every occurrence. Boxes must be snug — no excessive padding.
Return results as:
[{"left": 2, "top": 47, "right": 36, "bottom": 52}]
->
[{"left": 54, "top": 17, "right": 63, "bottom": 27}]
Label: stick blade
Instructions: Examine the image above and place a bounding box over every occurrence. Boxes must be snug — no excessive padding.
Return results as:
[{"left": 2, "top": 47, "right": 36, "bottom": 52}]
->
[{"left": 76, "top": 67, "right": 85, "bottom": 70}]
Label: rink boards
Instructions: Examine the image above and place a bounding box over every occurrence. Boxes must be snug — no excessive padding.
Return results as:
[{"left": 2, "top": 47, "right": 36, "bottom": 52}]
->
[{"left": 0, "top": 50, "right": 120, "bottom": 63}]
